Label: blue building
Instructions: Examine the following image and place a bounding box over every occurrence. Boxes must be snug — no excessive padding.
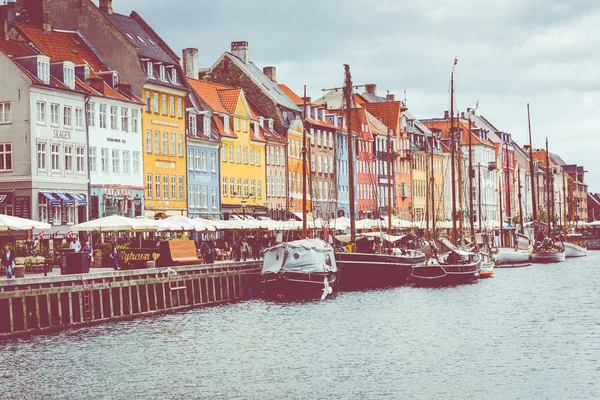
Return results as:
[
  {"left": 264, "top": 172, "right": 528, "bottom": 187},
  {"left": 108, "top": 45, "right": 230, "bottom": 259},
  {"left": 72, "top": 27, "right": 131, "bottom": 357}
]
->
[{"left": 328, "top": 113, "right": 353, "bottom": 219}]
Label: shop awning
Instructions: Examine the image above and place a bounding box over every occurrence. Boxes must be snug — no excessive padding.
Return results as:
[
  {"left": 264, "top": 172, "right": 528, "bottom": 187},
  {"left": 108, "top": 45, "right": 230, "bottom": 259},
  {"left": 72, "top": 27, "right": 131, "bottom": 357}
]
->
[
  {"left": 69, "top": 192, "right": 87, "bottom": 206},
  {"left": 55, "top": 192, "right": 74, "bottom": 206},
  {"left": 0, "top": 192, "right": 13, "bottom": 204},
  {"left": 40, "top": 191, "right": 61, "bottom": 206}
]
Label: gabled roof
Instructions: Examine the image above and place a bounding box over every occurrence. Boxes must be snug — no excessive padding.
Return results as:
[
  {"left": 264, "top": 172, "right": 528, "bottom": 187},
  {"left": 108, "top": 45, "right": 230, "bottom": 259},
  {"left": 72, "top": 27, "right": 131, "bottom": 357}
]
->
[
  {"left": 16, "top": 24, "right": 108, "bottom": 72},
  {"left": 217, "top": 88, "right": 241, "bottom": 114},
  {"left": 365, "top": 110, "right": 388, "bottom": 136},
  {"left": 224, "top": 53, "right": 300, "bottom": 111},
  {"left": 186, "top": 78, "right": 232, "bottom": 114},
  {"left": 421, "top": 118, "right": 495, "bottom": 148},
  {"left": 362, "top": 101, "right": 402, "bottom": 133},
  {"left": 360, "top": 92, "right": 387, "bottom": 103},
  {"left": 277, "top": 84, "right": 304, "bottom": 105},
  {"left": 550, "top": 152, "right": 567, "bottom": 166},
  {"left": 101, "top": 11, "right": 177, "bottom": 64},
  {"left": 0, "top": 37, "right": 36, "bottom": 57}
]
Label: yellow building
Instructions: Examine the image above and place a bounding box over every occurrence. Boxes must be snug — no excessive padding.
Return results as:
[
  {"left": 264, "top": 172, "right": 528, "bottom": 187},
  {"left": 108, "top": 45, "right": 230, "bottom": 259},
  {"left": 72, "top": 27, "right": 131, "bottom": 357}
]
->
[
  {"left": 218, "top": 89, "right": 267, "bottom": 217},
  {"left": 142, "top": 85, "right": 188, "bottom": 217}
]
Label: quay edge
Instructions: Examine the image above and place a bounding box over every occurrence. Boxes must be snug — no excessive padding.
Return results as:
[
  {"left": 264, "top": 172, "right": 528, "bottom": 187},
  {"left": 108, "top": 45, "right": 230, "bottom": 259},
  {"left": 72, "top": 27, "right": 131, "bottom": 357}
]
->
[{"left": 0, "top": 261, "right": 261, "bottom": 339}]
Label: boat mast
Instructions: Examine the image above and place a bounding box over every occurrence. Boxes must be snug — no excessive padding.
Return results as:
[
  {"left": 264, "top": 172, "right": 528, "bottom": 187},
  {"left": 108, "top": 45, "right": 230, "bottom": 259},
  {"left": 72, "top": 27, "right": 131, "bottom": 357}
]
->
[
  {"left": 425, "top": 138, "right": 430, "bottom": 241},
  {"left": 477, "top": 162, "right": 483, "bottom": 233},
  {"left": 430, "top": 135, "right": 437, "bottom": 244},
  {"left": 499, "top": 173, "right": 504, "bottom": 247},
  {"left": 504, "top": 139, "right": 511, "bottom": 227},
  {"left": 527, "top": 104, "right": 537, "bottom": 221},
  {"left": 545, "top": 137, "right": 551, "bottom": 233},
  {"left": 343, "top": 65, "right": 356, "bottom": 250},
  {"left": 518, "top": 168, "right": 524, "bottom": 234},
  {"left": 450, "top": 72, "right": 458, "bottom": 243},
  {"left": 302, "top": 86, "right": 308, "bottom": 237},
  {"left": 562, "top": 172, "right": 567, "bottom": 232},
  {"left": 387, "top": 127, "right": 392, "bottom": 232},
  {"left": 468, "top": 116, "right": 475, "bottom": 242},
  {"left": 456, "top": 111, "right": 464, "bottom": 242}
]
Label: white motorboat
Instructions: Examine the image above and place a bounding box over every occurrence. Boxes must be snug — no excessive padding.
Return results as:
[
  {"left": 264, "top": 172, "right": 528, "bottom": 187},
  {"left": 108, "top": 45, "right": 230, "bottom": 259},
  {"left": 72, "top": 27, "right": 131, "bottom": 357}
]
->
[
  {"left": 555, "top": 234, "right": 587, "bottom": 258},
  {"left": 531, "top": 250, "right": 566, "bottom": 263},
  {"left": 496, "top": 233, "right": 532, "bottom": 264}
]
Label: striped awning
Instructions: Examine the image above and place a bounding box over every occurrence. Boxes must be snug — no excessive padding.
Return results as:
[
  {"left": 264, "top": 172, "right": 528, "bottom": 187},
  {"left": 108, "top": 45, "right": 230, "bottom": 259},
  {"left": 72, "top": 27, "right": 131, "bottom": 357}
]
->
[
  {"left": 55, "top": 192, "right": 74, "bottom": 206},
  {"left": 69, "top": 192, "right": 87, "bottom": 206},
  {"left": 40, "top": 191, "right": 61, "bottom": 206}
]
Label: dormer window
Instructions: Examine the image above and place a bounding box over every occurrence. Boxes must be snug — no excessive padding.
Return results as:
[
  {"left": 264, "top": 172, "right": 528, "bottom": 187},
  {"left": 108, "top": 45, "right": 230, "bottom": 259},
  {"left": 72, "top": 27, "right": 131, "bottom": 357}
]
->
[
  {"left": 223, "top": 116, "right": 230, "bottom": 133},
  {"left": 112, "top": 72, "right": 119, "bottom": 87},
  {"left": 37, "top": 56, "right": 50, "bottom": 84},
  {"left": 268, "top": 119, "right": 274, "bottom": 130},
  {"left": 203, "top": 115, "right": 211, "bottom": 136},
  {"left": 64, "top": 64, "right": 75, "bottom": 89},
  {"left": 168, "top": 67, "right": 178, "bottom": 84},
  {"left": 146, "top": 61, "right": 153, "bottom": 78},
  {"left": 188, "top": 113, "right": 197, "bottom": 135},
  {"left": 159, "top": 65, "right": 166, "bottom": 81}
]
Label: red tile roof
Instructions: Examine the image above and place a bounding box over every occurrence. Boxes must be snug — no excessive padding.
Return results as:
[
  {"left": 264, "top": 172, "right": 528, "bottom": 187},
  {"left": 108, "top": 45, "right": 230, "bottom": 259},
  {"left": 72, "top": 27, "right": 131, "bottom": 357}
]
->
[
  {"left": 277, "top": 84, "right": 304, "bottom": 105},
  {"left": 186, "top": 78, "right": 231, "bottom": 114},
  {"left": 217, "top": 88, "right": 241, "bottom": 114},
  {"left": 0, "top": 38, "right": 36, "bottom": 57},
  {"left": 362, "top": 101, "right": 402, "bottom": 133},
  {"left": 17, "top": 24, "right": 108, "bottom": 72},
  {"left": 423, "top": 119, "right": 495, "bottom": 148}
]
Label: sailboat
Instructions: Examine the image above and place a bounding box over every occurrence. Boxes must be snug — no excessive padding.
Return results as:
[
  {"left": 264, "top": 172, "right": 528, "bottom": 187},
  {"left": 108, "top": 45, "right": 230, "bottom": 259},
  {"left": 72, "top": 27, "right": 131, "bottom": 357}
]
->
[
  {"left": 333, "top": 65, "right": 426, "bottom": 289},
  {"left": 410, "top": 63, "right": 481, "bottom": 285},
  {"left": 260, "top": 86, "right": 338, "bottom": 299},
  {"left": 531, "top": 135, "right": 565, "bottom": 263}
]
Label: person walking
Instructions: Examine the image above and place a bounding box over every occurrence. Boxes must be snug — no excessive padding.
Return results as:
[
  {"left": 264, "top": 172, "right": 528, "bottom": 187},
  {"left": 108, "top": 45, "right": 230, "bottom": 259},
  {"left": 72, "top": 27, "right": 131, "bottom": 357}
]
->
[
  {"left": 2, "top": 245, "right": 15, "bottom": 279},
  {"left": 110, "top": 243, "right": 120, "bottom": 270},
  {"left": 241, "top": 238, "right": 250, "bottom": 262},
  {"left": 82, "top": 241, "right": 93, "bottom": 262}
]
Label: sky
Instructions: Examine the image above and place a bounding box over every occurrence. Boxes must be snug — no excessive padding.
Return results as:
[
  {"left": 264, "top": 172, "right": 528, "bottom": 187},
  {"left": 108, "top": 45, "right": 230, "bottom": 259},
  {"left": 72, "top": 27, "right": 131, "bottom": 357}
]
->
[{"left": 105, "top": 0, "right": 600, "bottom": 192}]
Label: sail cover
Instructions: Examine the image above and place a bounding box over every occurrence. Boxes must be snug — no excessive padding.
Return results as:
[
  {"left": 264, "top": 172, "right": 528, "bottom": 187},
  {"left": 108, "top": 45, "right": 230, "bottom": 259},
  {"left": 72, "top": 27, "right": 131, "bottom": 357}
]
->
[{"left": 262, "top": 238, "right": 338, "bottom": 275}]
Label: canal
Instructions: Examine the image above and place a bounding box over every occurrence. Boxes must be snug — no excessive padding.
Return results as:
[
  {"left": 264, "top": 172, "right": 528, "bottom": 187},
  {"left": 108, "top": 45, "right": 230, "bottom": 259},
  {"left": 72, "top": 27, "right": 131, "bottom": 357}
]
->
[{"left": 2, "top": 253, "right": 599, "bottom": 399}]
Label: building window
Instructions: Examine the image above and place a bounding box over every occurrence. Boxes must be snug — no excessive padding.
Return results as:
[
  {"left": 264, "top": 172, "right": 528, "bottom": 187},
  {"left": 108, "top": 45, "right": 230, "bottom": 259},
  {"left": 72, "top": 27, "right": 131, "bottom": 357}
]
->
[
  {"left": 230, "top": 177, "right": 235, "bottom": 196},
  {"left": 76, "top": 146, "right": 85, "bottom": 173},
  {"left": 202, "top": 187, "right": 208, "bottom": 209},
  {"left": 163, "top": 175, "right": 169, "bottom": 199},
  {"left": 236, "top": 146, "right": 241, "bottom": 163},
  {"left": 63, "top": 106, "right": 72, "bottom": 127},
  {"left": 195, "top": 150, "right": 201, "bottom": 170},
  {"left": 244, "top": 178, "right": 249, "bottom": 197},
  {"left": 162, "top": 133, "right": 168, "bottom": 155},
  {"left": 237, "top": 178, "right": 242, "bottom": 197},
  {"left": 196, "top": 186, "right": 201, "bottom": 208},
  {"left": 159, "top": 65, "right": 166, "bottom": 81},
  {"left": 99, "top": 104, "right": 107, "bottom": 128},
  {"left": 155, "top": 174, "right": 161, "bottom": 198},
  {"left": 147, "top": 173, "right": 153, "bottom": 198},
  {"left": 203, "top": 116, "right": 211, "bottom": 135},
  {"left": 153, "top": 93, "right": 159, "bottom": 114},
  {"left": 122, "top": 150, "right": 130, "bottom": 174},
  {"left": 38, "top": 196, "right": 48, "bottom": 222},
  {"left": 171, "top": 176, "right": 176, "bottom": 199},
  {"left": 37, "top": 142, "right": 47, "bottom": 171},
  {"left": 243, "top": 147, "right": 249, "bottom": 164},
  {"left": 229, "top": 145, "right": 234, "bottom": 162},
  {"left": 212, "top": 188, "right": 217, "bottom": 209},
  {"left": 145, "top": 92, "right": 152, "bottom": 113},
  {"left": 147, "top": 61, "right": 153, "bottom": 78},
  {"left": 177, "top": 98, "right": 183, "bottom": 118},
  {"left": 154, "top": 131, "right": 160, "bottom": 154},
  {"left": 201, "top": 151, "right": 207, "bottom": 171},
  {"left": 101, "top": 148, "right": 109, "bottom": 173},
  {"left": 189, "top": 114, "right": 197, "bottom": 135},
  {"left": 257, "top": 149, "right": 261, "bottom": 166},
  {"left": 161, "top": 95, "right": 167, "bottom": 116},
  {"left": 242, "top": 119, "right": 247, "bottom": 132},
  {"left": 179, "top": 176, "right": 184, "bottom": 200},
  {"left": 235, "top": 118, "right": 240, "bottom": 131},
  {"left": 51, "top": 144, "right": 60, "bottom": 171},
  {"left": 131, "top": 110, "right": 139, "bottom": 133},
  {"left": 87, "top": 102, "right": 95, "bottom": 127},
  {"left": 188, "top": 185, "right": 195, "bottom": 208},
  {"left": 170, "top": 133, "right": 176, "bottom": 156},
  {"left": 170, "top": 68, "right": 178, "bottom": 84},
  {"left": 89, "top": 147, "right": 97, "bottom": 172},
  {"left": 188, "top": 149, "right": 193, "bottom": 170},
  {"left": 251, "top": 179, "right": 256, "bottom": 198},
  {"left": 250, "top": 148, "right": 255, "bottom": 165},
  {"left": 146, "top": 130, "right": 152, "bottom": 153},
  {"left": 0, "top": 143, "right": 12, "bottom": 171},
  {"left": 222, "top": 144, "right": 227, "bottom": 162},
  {"left": 64, "top": 145, "right": 73, "bottom": 172},
  {"left": 112, "top": 149, "right": 120, "bottom": 174},
  {"left": 257, "top": 180, "right": 262, "bottom": 199},
  {"left": 211, "top": 152, "right": 217, "bottom": 172},
  {"left": 110, "top": 106, "right": 118, "bottom": 130},
  {"left": 133, "top": 151, "right": 140, "bottom": 175},
  {"left": 75, "top": 108, "right": 84, "bottom": 129},
  {"left": 36, "top": 101, "right": 46, "bottom": 124},
  {"left": 121, "top": 108, "right": 129, "bottom": 132},
  {"left": 222, "top": 177, "right": 228, "bottom": 196},
  {"left": 37, "top": 58, "right": 50, "bottom": 84},
  {"left": 169, "top": 96, "right": 175, "bottom": 117},
  {"left": 64, "top": 66, "right": 75, "bottom": 89},
  {"left": 177, "top": 135, "right": 183, "bottom": 156}
]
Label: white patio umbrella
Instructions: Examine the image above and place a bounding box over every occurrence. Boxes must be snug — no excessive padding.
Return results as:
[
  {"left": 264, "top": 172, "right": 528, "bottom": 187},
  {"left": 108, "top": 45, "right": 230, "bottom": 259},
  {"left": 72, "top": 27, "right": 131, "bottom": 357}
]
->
[
  {"left": 0, "top": 214, "right": 51, "bottom": 231},
  {"left": 589, "top": 220, "right": 600, "bottom": 227},
  {"left": 164, "top": 215, "right": 196, "bottom": 231},
  {"left": 71, "top": 215, "right": 160, "bottom": 232},
  {"left": 329, "top": 216, "right": 350, "bottom": 230}
]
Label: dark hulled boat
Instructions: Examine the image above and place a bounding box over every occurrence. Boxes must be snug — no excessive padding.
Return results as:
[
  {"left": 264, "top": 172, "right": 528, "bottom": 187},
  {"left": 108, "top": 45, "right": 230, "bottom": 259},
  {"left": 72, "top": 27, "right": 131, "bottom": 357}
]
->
[
  {"left": 261, "top": 239, "right": 338, "bottom": 300},
  {"left": 410, "top": 249, "right": 481, "bottom": 286}
]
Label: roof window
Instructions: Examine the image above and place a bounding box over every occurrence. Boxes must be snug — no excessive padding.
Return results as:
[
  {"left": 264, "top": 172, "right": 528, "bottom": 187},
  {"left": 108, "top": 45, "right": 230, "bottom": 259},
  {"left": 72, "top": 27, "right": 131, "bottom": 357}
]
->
[
  {"left": 137, "top": 36, "right": 145, "bottom": 43},
  {"left": 148, "top": 39, "right": 157, "bottom": 46}
]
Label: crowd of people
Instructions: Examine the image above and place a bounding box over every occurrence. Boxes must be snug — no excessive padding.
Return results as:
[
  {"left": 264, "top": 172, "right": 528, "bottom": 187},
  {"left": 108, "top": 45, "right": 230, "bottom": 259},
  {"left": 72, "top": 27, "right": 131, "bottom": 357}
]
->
[{"left": 196, "top": 234, "right": 274, "bottom": 263}]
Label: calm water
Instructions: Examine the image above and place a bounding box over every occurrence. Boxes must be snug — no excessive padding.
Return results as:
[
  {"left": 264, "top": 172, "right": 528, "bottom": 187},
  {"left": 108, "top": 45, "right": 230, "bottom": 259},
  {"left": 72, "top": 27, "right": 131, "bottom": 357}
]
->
[{"left": 2, "top": 254, "right": 600, "bottom": 399}]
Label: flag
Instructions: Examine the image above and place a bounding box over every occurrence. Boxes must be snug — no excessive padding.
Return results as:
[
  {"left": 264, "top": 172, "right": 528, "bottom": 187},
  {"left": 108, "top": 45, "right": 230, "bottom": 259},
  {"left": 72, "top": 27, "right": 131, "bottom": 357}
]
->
[
  {"left": 39, "top": 231, "right": 44, "bottom": 240},
  {"left": 67, "top": 231, "right": 73, "bottom": 239},
  {"left": 454, "top": 57, "right": 458, "bottom": 66},
  {"left": 52, "top": 231, "right": 58, "bottom": 239}
]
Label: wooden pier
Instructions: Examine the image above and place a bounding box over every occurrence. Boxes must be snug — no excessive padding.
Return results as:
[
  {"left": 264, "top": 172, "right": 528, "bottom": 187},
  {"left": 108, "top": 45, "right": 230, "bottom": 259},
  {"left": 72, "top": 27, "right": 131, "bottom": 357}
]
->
[{"left": 0, "top": 262, "right": 261, "bottom": 338}]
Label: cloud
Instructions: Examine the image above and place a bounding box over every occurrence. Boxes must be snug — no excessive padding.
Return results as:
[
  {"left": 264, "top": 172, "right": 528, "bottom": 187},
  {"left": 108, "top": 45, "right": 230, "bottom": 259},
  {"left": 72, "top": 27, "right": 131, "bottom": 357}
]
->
[{"left": 103, "top": 0, "right": 600, "bottom": 191}]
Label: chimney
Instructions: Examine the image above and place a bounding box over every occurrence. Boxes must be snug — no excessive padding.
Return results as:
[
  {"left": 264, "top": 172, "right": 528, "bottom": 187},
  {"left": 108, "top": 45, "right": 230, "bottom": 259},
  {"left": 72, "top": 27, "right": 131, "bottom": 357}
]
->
[
  {"left": 263, "top": 66, "right": 276, "bottom": 83},
  {"left": 365, "top": 84, "right": 377, "bottom": 96},
  {"left": 99, "top": 0, "right": 113, "bottom": 14},
  {"left": 231, "top": 41, "right": 249, "bottom": 64},
  {"left": 182, "top": 48, "right": 199, "bottom": 79},
  {"left": 386, "top": 91, "right": 395, "bottom": 101},
  {"left": 41, "top": 0, "right": 51, "bottom": 33},
  {"left": 116, "top": 83, "right": 132, "bottom": 97},
  {"left": 444, "top": 110, "right": 449, "bottom": 119},
  {"left": 0, "top": 1, "right": 15, "bottom": 41},
  {"left": 88, "top": 77, "right": 105, "bottom": 94}
]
